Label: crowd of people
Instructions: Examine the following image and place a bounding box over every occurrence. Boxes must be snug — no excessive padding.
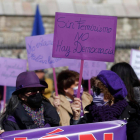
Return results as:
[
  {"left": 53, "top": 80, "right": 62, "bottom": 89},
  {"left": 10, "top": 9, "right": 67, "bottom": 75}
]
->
[{"left": 0, "top": 62, "right": 140, "bottom": 140}]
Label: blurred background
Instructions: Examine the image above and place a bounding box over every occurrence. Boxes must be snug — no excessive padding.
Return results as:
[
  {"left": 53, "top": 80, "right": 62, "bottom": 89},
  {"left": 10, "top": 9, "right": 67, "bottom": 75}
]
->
[{"left": 0, "top": 0, "right": 140, "bottom": 102}]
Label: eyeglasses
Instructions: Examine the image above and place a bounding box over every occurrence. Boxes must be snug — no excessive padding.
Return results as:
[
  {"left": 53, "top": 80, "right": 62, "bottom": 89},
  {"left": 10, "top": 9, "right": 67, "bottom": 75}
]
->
[{"left": 92, "top": 86, "right": 101, "bottom": 96}]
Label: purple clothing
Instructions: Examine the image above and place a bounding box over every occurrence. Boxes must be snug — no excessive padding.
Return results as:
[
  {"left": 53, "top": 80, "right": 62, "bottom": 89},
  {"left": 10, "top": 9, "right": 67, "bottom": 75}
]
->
[
  {"left": 97, "top": 70, "right": 127, "bottom": 99},
  {"left": 87, "top": 99, "right": 128, "bottom": 122}
]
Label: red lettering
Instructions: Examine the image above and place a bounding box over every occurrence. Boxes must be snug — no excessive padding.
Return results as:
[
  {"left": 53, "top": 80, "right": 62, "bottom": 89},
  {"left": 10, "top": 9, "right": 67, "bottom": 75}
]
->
[
  {"left": 14, "top": 138, "right": 27, "bottom": 140},
  {"left": 47, "top": 128, "right": 64, "bottom": 134},
  {"left": 39, "top": 135, "right": 69, "bottom": 140},
  {"left": 79, "top": 134, "right": 96, "bottom": 140},
  {"left": 104, "top": 133, "right": 113, "bottom": 140},
  {"left": 39, "top": 128, "right": 69, "bottom": 140}
]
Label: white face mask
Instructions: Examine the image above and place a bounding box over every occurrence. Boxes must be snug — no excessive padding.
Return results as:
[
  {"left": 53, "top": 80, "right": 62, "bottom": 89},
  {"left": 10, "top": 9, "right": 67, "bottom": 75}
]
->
[
  {"left": 73, "top": 85, "right": 83, "bottom": 97},
  {"left": 92, "top": 92, "right": 108, "bottom": 106}
]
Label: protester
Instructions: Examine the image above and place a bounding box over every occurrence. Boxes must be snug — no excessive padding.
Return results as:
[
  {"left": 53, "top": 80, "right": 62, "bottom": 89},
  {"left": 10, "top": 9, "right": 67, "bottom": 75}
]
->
[
  {"left": 111, "top": 62, "right": 140, "bottom": 106},
  {"left": 70, "top": 70, "right": 140, "bottom": 140},
  {"left": 49, "top": 70, "right": 93, "bottom": 126},
  {"left": 35, "top": 70, "right": 53, "bottom": 99},
  {"left": 0, "top": 71, "right": 60, "bottom": 131}
]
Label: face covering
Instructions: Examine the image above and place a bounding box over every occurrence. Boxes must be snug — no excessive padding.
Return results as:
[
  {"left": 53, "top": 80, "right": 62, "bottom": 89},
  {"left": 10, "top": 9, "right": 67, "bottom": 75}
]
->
[
  {"left": 26, "top": 92, "right": 43, "bottom": 108},
  {"left": 92, "top": 91, "right": 108, "bottom": 106},
  {"left": 73, "top": 85, "right": 83, "bottom": 98}
]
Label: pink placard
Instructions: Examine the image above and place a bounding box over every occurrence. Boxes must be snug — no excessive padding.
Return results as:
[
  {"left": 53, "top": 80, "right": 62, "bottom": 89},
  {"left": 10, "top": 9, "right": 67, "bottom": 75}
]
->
[
  {"left": 25, "top": 34, "right": 73, "bottom": 71},
  {"left": 69, "top": 60, "right": 106, "bottom": 79},
  {"left": 52, "top": 12, "right": 117, "bottom": 62},
  {"left": 0, "top": 57, "right": 27, "bottom": 86}
]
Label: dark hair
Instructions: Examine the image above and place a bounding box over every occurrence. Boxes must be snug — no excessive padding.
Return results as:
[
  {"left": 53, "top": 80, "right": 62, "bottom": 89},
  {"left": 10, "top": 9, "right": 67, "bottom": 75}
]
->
[
  {"left": 35, "top": 69, "right": 45, "bottom": 73},
  {"left": 82, "top": 80, "right": 88, "bottom": 91},
  {"left": 0, "top": 94, "right": 19, "bottom": 127},
  {"left": 57, "top": 70, "right": 80, "bottom": 95},
  {"left": 111, "top": 62, "right": 140, "bottom": 104},
  {"left": 40, "top": 80, "right": 48, "bottom": 88}
]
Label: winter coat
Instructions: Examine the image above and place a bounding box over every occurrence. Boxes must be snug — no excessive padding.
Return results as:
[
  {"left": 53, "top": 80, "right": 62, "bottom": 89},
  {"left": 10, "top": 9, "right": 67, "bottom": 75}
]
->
[
  {"left": 70, "top": 101, "right": 140, "bottom": 140},
  {"left": 49, "top": 92, "right": 93, "bottom": 126},
  {"left": 2, "top": 99, "right": 60, "bottom": 131}
]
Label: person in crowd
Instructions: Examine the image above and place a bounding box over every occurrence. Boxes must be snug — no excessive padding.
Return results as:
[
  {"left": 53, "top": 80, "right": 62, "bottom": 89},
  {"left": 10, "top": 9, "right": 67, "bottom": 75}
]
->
[
  {"left": 71, "top": 70, "right": 140, "bottom": 140},
  {"left": 0, "top": 71, "right": 60, "bottom": 131},
  {"left": 49, "top": 70, "right": 93, "bottom": 126},
  {"left": 35, "top": 70, "right": 53, "bottom": 99},
  {"left": 111, "top": 62, "right": 140, "bottom": 106}
]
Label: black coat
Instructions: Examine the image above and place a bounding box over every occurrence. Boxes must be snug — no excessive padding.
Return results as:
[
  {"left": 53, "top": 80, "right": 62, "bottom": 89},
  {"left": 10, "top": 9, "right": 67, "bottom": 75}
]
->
[{"left": 2, "top": 99, "right": 60, "bottom": 131}]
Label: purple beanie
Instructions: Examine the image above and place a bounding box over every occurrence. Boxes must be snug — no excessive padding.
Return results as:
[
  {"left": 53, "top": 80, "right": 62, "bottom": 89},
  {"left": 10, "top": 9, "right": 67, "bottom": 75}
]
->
[{"left": 97, "top": 70, "right": 127, "bottom": 99}]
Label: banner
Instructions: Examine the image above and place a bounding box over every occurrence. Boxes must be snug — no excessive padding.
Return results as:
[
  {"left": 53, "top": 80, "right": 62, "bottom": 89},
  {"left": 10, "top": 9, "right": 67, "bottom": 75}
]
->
[
  {"left": 69, "top": 60, "right": 106, "bottom": 79},
  {"left": 130, "top": 49, "right": 140, "bottom": 79},
  {"left": 0, "top": 57, "right": 27, "bottom": 86},
  {"left": 52, "top": 12, "right": 117, "bottom": 62},
  {"left": 25, "top": 34, "right": 73, "bottom": 71},
  {"left": 0, "top": 120, "right": 126, "bottom": 140}
]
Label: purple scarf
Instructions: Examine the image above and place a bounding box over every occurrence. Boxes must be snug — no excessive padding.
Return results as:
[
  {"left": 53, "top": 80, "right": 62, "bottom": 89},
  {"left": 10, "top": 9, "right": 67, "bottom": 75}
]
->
[{"left": 87, "top": 99, "right": 128, "bottom": 122}]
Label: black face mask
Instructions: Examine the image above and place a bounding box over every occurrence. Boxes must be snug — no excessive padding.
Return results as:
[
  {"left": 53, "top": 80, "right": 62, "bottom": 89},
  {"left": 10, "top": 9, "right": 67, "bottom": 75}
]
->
[{"left": 26, "top": 93, "right": 43, "bottom": 108}]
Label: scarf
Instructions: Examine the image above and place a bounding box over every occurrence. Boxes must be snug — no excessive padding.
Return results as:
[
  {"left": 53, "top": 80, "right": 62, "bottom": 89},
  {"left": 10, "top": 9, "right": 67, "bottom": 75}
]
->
[
  {"left": 23, "top": 104, "right": 45, "bottom": 128},
  {"left": 86, "top": 99, "right": 128, "bottom": 122}
]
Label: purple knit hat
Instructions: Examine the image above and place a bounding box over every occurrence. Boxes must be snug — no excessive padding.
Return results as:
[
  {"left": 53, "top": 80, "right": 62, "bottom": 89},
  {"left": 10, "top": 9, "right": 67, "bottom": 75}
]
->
[{"left": 97, "top": 70, "right": 127, "bottom": 99}]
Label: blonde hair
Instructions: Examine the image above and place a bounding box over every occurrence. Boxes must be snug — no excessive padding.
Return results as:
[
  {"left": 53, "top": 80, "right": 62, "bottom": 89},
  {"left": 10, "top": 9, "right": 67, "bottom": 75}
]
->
[{"left": 91, "top": 77, "right": 114, "bottom": 106}]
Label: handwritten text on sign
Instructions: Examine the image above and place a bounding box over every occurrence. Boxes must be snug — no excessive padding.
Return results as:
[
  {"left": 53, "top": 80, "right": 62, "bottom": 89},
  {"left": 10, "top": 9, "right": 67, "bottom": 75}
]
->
[
  {"left": 52, "top": 12, "right": 117, "bottom": 62},
  {"left": 0, "top": 57, "right": 27, "bottom": 86},
  {"left": 25, "top": 34, "right": 73, "bottom": 71},
  {"left": 69, "top": 60, "right": 106, "bottom": 79},
  {"left": 130, "top": 49, "right": 140, "bottom": 79}
]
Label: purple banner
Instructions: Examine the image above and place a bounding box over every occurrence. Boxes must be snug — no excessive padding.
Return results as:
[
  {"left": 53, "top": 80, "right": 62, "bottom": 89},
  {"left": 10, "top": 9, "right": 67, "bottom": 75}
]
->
[
  {"left": 0, "top": 57, "right": 27, "bottom": 86},
  {"left": 25, "top": 34, "right": 73, "bottom": 71},
  {"left": 52, "top": 12, "right": 117, "bottom": 62},
  {"left": 0, "top": 120, "right": 126, "bottom": 140},
  {"left": 69, "top": 60, "right": 106, "bottom": 79}
]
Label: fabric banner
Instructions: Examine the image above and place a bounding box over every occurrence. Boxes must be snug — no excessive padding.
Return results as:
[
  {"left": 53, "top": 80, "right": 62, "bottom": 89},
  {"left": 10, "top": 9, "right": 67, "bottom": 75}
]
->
[
  {"left": 52, "top": 12, "right": 117, "bottom": 62},
  {"left": 0, "top": 57, "right": 27, "bottom": 86},
  {"left": 0, "top": 120, "right": 126, "bottom": 140},
  {"left": 69, "top": 60, "right": 106, "bottom": 79},
  {"left": 25, "top": 34, "right": 73, "bottom": 71}
]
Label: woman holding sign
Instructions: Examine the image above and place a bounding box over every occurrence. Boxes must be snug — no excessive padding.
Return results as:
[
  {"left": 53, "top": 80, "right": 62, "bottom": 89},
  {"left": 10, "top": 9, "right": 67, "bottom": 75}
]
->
[
  {"left": 0, "top": 71, "right": 60, "bottom": 131},
  {"left": 71, "top": 70, "right": 140, "bottom": 140},
  {"left": 49, "top": 70, "right": 93, "bottom": 126}
]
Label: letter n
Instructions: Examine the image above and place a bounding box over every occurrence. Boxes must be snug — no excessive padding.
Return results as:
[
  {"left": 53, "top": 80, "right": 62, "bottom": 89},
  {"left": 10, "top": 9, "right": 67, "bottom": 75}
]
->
[
  {"left": 104, "top": 133, "right": 113, "bottom": 140},
  {"left": 14, "top": 138, "right": 27, "bottom": 140},
  {"left": 79, "top": 134, "right": 96, "bottom": 140}
]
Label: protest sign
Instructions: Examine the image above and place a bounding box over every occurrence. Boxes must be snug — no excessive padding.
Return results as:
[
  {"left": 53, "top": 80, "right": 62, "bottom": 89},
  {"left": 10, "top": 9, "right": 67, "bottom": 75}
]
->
[
  {"left": 25, "top": 33, "right": 75, "bottom": 95},
  {"left": 0, "top": 120, "right": 126, "bottom": 140},
  {"left": 69, "top": 60, "right": 106, "bottom": 80},
  {"left": 130, "top": 49, "right": 140, "bottom": 79},
  {"left": 53, "top": 12, "right": 117, "bottom": 62},
  {"left": 52, "top": 12, "right": 117, "bottom": 97},
  {"left": 0, "top": 57, "right": 27, "bottom": 87},
  {"left": 25, "top": 33, "right": 73, "bottom": 71}
]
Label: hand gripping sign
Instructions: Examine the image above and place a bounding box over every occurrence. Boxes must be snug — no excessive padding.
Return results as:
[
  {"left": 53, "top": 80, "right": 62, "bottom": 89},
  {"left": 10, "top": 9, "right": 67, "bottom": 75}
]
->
[
  {"left": 52, "top": 12, "right": 117, "bottom": 97},
  {"left": 0, "top": 120, "right": 126, "bottom": 140}
]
